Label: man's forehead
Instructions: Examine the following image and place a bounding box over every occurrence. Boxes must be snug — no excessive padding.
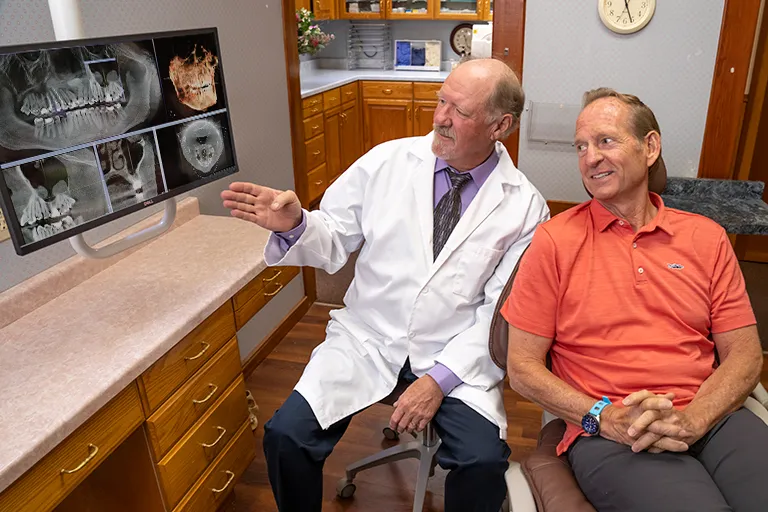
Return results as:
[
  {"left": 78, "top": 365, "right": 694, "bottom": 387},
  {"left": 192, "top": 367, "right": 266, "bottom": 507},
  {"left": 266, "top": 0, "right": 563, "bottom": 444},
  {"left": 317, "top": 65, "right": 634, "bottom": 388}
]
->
[{"left": 576, "top": 98, "right": 630, "bottom": 133}]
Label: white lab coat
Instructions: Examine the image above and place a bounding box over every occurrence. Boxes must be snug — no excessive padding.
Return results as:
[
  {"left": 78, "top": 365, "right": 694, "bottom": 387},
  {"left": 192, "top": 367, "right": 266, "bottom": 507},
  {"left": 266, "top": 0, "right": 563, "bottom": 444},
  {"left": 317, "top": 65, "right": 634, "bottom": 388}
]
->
[{"left": 264, "top": 133, "right": 549, "bottom": 438}]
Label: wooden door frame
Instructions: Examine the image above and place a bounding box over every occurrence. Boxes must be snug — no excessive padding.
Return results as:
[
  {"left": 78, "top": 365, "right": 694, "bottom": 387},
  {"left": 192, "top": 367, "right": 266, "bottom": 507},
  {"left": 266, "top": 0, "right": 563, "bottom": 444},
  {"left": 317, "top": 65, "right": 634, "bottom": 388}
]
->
[
  {"left": 698, "top": 0, "right": 764, "bottom": 179},
  {"left": 282, "top": 0, "right": 317, "bottom": 301},
  {"left": 491, "top": 0, "right": 526, "bottom": 164}
]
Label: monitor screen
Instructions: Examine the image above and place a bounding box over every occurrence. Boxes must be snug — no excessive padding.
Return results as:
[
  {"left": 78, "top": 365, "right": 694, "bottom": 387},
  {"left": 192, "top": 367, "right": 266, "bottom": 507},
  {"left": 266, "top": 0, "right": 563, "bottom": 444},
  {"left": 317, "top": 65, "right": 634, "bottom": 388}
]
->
[{"left": 0, "top": 27, "right": 238, "bottom": 256}]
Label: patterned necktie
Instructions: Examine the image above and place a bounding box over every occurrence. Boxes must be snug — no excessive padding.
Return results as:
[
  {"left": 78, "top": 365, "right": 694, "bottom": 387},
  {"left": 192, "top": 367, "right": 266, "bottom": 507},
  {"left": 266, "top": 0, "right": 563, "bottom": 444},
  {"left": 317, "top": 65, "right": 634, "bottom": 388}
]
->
[{"left": 433, "top": 167, "right": 473, "bottom": 260}]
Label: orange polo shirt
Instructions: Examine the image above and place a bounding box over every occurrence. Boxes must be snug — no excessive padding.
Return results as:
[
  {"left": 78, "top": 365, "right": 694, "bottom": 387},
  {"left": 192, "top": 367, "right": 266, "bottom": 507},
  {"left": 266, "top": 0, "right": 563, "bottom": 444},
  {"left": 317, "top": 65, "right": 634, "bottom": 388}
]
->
[{"left": 501, "top": 193, "right": 756, "bottom": 456}]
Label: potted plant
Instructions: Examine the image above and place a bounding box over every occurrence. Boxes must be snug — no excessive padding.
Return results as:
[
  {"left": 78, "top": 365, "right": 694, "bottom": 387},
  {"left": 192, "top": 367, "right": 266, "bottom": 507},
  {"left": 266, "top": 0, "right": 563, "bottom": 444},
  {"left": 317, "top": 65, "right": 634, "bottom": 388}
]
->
[{"left": 296, "top": 8, "right": 335, "bottom": 60}]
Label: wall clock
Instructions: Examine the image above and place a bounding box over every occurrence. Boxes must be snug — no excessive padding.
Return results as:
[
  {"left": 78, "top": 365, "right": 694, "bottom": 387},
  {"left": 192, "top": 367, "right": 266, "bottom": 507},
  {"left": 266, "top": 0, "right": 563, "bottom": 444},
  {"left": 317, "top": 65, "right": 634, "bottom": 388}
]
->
[
  {"left": 598, "top": 0, "right": 656, "bottom": 35},
  {"left": 450, "top": 23, "right": 473, "bottom": 57}
]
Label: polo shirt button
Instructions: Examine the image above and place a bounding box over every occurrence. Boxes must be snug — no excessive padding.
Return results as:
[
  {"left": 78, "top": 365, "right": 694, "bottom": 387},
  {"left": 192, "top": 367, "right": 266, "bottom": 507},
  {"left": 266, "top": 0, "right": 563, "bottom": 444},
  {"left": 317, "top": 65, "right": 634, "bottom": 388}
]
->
[
  {"left": 638, "top": 267, "right": 644, "bottom": 274},
  {"left": 619, "top": 221, "right": 625, "bottom": 226},
  {"left": 632, "top": 242, "right": 637, "bottom": 249}
]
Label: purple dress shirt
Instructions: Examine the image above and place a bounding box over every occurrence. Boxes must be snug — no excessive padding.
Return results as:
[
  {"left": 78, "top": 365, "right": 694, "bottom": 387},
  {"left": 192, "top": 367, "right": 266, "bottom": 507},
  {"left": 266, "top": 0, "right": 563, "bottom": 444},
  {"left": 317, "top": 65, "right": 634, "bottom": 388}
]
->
[{"left": 274, "top": 150, "right": 500, "bottom": 395}]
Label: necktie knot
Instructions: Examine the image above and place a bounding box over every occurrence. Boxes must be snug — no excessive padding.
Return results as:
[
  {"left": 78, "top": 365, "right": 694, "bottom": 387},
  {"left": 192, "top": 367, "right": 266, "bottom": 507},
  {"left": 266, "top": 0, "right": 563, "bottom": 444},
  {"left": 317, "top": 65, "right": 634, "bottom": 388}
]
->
[{"left": 445, "top": 167, "right": 473, "bottom": 191}]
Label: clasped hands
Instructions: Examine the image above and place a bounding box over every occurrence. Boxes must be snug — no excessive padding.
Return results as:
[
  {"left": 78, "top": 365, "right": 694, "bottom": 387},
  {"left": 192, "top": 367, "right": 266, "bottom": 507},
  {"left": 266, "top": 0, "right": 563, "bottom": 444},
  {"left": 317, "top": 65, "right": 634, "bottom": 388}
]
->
[{"left": 602, "top": 390, "right": 706, "bottom": 454}]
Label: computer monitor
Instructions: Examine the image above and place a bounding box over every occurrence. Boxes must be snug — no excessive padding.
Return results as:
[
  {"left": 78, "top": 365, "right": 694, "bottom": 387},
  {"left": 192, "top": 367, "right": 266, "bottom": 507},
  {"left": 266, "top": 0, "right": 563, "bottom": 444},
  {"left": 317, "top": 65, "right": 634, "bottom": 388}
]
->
[{"left": 0, "top": 27, "right": 239, "bottom": 256}]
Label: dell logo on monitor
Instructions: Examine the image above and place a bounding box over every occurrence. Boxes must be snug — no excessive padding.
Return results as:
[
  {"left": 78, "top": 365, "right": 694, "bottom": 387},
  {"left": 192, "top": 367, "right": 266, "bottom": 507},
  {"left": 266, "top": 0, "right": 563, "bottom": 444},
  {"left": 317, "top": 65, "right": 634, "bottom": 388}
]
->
[{"left": 143, "top": 199, "right": 155, "bottom": 206}]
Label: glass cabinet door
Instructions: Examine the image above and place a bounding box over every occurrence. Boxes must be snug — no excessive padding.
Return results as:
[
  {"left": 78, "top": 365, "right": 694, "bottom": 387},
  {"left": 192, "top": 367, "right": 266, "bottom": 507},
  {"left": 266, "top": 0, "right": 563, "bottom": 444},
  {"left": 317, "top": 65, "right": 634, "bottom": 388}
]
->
[
  {"left": 437, "top": 0, "right": 481, "bottom": 19},
  {"left": 343, "top": 0, "right": 384, "bottom": 18},
  {"left": 388, "top": 0, "right": 431, "bottom": 19}
]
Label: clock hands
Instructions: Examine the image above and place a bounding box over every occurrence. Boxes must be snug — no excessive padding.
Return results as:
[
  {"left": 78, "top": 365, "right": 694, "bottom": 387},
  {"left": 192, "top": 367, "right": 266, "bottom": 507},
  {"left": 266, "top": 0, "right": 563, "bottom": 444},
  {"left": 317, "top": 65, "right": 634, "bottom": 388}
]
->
[{"left": 624, "top": 0, "right": 633, "bottom": 23}]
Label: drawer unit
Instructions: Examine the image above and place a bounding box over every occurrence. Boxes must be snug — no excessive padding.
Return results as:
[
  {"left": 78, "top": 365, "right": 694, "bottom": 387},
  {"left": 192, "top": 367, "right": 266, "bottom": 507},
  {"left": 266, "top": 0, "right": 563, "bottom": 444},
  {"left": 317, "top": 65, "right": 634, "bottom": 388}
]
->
[
  {"left": 304, "top": 134, "right": 326, "bottom": 171},
  {"left": 302, "top": 113, "right": 324, "bottom": 140},
  {"left": 233, "top": 266, "right": 288, "bottom": 311},
  {"left": 301, "top": 94, "right": 323, "bottom": 110},
  {"left": 413, "top": 82, "right": 442, "bottom": 100},
  {"left": 0, "top": 384, "right": 143, "bottom": 512},
  {"left": 138, "top": 302, "right": 236, "bottom": 414},
  {"left": 234, "top": 265, "right": 301, "bottom": 329},
  {"left": 172, "top": 420, "right": 256, "bottom": 512},
  {"left": 323, "top": 87, "right": 341, "bottom": 111},
  {"left": 145, "top": 338, "right": 242, "bottom": 460},
  {"left": 361, "top": 81, "right": 413, "bottom": 100},
  {"left": 156, "top": 376, "right": 249, "bottom": 509},
  {"left": 341, "top": 82, "right": 357, "bottom": 104}
]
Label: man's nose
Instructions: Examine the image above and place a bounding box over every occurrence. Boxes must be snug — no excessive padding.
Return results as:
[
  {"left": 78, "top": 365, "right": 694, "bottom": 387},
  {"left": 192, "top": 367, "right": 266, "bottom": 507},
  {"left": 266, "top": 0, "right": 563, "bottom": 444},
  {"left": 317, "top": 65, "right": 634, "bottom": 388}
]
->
[
  {"left": 433, "top": 104, "right": 450, "bottom": 126},
  {"left": 585, "top": 144, "right": 603, "bottom": 166}
]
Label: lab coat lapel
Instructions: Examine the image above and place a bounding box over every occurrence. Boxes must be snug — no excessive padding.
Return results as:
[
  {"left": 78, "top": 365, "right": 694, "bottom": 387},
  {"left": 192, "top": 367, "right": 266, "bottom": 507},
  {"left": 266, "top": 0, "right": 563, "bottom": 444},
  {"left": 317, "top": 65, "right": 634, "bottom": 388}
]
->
[{"left": 410, "top": 136, "right": 438, "bottom": 265}]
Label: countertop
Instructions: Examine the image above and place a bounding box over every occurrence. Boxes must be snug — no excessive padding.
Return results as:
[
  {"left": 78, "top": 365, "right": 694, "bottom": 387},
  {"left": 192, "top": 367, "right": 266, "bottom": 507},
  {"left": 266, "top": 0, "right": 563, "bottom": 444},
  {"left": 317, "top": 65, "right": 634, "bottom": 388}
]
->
[
  {"left": 0, "top": 208, "right": 271, "bottom": 493},
  {"left": 301, "top": 68, "right": 450, "bottom": 98}
]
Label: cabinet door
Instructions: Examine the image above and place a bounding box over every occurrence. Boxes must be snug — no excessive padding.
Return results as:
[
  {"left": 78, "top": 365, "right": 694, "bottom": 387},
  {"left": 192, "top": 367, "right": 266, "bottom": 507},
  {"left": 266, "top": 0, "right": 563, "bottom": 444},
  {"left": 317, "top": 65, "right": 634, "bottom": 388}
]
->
[
  {"left": 436, "top": 0, "right": 482, "bottom": 19},
  {"left": 341, "top": 0, "right": 385, "bottom": 18},
  {"left": 339, "top": 101, "right": 362, "bottom": 174},
  {"left": 388, "top": 0, "right": 432, "bottom": 19},
  {"left": 324, "top": 109, "right": 341, "bottom": 182},
  {"left": 362, "top": 98, "right": 413, "bottom": 151},
  {"left": 413, "top": 100, "right": 437, "bottom": 136},
  {"left": 312, "top": 0, "right": 335, "bottom": 19}
]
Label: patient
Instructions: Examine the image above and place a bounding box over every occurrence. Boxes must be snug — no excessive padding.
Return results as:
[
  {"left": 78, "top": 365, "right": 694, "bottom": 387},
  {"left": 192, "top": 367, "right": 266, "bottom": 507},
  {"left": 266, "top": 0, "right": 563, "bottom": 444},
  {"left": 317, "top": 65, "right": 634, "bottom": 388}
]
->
[{"left": 502, "top": 88, "right": 768, "bottom": 511}]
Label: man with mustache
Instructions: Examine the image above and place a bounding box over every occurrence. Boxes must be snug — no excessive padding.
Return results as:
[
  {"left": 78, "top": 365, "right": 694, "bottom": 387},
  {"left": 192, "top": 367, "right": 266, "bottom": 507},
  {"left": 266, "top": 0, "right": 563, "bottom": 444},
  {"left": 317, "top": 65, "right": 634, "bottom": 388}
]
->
[
  {"left": 502, "top": 88, "right": 768, "bottom": 511},
  {"left": 222, "top": 58, "right": 549, "bottom": 511}
]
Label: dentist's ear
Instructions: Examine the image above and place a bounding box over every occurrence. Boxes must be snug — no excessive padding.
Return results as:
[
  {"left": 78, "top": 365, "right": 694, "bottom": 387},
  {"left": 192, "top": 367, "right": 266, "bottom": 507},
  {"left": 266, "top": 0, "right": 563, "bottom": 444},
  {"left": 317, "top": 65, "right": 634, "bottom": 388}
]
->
[{"left": 491, "top": 113, "right": 514, "bottom": 141}]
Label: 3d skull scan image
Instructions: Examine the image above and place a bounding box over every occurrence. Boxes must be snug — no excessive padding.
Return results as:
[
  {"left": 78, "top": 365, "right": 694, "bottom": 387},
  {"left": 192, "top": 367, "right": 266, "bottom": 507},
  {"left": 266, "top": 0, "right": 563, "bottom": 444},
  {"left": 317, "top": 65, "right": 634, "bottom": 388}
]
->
[
  {"left": 0, "top": 41, "right": 164, "bottom": 164},
  {"left": 154, "top": 34, "right": 225, "bottom": 120},
  {"left": 97, "top": 133, "right": 164, "bottom": 212},
  {"left": 3, "top": 148, "right": 108, "bottom": 244},
  {"left": 169, "top": 44, "right": 219, "bottom": 112}
]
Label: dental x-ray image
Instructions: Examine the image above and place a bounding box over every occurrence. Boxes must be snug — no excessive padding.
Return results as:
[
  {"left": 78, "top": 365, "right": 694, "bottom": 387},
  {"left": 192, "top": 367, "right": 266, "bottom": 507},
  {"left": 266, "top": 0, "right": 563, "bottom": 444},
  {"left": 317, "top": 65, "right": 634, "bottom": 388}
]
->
[
  {"left": 0, "top": 40, "right": 165, "bottom": 165},
  {"left": 153, "top": 33, "right": 226, "bottom": 121},
  {"left": 3, "top": 148, "right": 108, "bottom": 245},
  {"left": 97, "top": 133, "right": 165, "bottom": 212},
  {"left": 156, "top": 112, "right": 234, "bottom": 190}
]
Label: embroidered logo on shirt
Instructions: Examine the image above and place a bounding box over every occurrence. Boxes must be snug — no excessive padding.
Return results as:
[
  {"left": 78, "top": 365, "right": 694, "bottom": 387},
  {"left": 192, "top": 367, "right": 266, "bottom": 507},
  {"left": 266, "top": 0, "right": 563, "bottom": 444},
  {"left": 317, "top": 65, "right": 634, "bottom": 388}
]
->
[{"left": 667, "top": 263, "right": 684, "bottom": 270}]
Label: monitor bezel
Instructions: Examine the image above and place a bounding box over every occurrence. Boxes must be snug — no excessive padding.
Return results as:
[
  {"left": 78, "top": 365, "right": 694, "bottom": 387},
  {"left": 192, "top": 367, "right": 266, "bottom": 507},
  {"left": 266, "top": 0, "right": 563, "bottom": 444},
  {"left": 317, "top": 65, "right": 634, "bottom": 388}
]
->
[{"left": 0, "top": 26, "right": 239, "bottom": 256}]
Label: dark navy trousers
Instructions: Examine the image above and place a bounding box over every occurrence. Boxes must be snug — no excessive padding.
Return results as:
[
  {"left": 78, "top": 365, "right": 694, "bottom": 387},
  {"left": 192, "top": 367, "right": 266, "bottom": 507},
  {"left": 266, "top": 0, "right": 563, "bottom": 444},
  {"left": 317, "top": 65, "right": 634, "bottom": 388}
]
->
[{"left": 263, "top": 360, "right": 511, "bottom": 511}]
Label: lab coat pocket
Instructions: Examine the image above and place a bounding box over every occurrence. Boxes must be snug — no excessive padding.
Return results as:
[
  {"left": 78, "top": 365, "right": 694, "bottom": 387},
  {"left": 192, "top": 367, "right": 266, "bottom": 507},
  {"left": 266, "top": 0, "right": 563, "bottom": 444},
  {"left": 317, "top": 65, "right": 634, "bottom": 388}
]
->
[{"left": 453, "top": 243, "right": 505, "bottom": 299}]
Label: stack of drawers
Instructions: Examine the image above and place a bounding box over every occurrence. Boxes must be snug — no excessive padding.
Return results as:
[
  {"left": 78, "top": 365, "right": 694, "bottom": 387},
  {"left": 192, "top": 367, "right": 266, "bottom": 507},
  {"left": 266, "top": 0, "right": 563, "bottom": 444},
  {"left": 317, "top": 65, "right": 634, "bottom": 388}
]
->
[
  {"left": 139, "top": 301, "right": 255, "bottom": 511},
  {"left": 232, "top": 265, "right": 301, "bottom": 329}
]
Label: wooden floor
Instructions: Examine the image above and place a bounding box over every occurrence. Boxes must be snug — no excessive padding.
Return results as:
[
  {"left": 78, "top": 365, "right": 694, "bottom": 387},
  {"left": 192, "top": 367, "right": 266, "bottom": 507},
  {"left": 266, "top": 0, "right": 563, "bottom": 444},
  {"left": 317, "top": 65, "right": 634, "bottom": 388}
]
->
[{"left": 224, "top": 304, "right": 768, "bottom": 512}]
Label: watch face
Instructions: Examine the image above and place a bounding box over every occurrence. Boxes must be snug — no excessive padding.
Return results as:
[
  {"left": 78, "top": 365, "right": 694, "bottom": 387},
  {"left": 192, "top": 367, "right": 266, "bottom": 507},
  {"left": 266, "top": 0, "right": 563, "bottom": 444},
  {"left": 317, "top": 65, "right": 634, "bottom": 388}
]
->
[{"left": 582, "top": 414, "right": 600, "bottom": 435}]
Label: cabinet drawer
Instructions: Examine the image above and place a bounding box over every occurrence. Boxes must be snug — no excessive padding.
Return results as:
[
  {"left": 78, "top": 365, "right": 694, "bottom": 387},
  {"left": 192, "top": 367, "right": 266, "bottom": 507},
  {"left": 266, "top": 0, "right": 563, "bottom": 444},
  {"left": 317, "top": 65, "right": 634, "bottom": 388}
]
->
[
  {"left": 145, "top": 338, "right": 242, "bottom": 460},
  {"left": 301, "top": 94, "right": 323, "bottom": 110},
  {"left": 139, "top": 302, "right": 236, "bottom": 414},
  {"left": 157, "top": 376, "right": 249, "bottom": 509},
  {"left": 0, "top": 384, "right": 143, "bottom": 512},
  {"left": 361, "top": 81, "right": 413, "bottom": 99},
  {"left": 302, "top": 113, "right": 324, "bottom": 140},
  {"left": 173, "top": 420, "right": 256, "bottom": 512},
  {"left": 413, "top": 82, "right": 442, "bottom": 100},
  {"left": 307, "top": 164, "right": 327, "bottom": 205},
  {"left": 323, "top": 88, "right": 341, "bottom": 110},
  {"left": 235, "top": 265, "right": 300, "bottom": 329},
  {"left": 233, "top": 266, "right": 290, "bottom": 311},
  {"left": 304, "top": 134, "right": 326, "bottom": 170},
  {"left": 303, "top": 105, "right": 323, "bottom": 118},
  {"left": 341, "top": 82, "right": 357, "bottom": 104}
]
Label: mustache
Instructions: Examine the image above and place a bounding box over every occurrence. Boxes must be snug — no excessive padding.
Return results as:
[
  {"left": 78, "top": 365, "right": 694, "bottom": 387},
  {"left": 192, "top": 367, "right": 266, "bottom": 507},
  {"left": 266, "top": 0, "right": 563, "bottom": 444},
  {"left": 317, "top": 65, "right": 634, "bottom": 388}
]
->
[{"left": 433, "top": 125, "right": 454, "bottom": 139}]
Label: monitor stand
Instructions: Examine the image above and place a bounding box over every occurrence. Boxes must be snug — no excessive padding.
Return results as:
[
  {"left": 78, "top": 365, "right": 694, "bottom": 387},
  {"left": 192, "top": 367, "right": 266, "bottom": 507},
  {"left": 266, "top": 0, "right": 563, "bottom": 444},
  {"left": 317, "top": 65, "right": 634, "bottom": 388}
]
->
[{"left": 68, "top": 199, "right": 177, "bottom": 259}]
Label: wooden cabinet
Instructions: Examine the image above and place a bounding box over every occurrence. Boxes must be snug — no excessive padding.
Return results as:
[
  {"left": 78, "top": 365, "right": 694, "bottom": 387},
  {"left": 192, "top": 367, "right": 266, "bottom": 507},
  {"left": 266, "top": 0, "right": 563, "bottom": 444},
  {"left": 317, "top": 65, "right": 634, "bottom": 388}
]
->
[
  {"left": 412, "top": 82, "right": 440, "bottom": 137},
  {"left": 362, "top": 99, "right": 413, "bottom": 151},
  {"left": 337, "top": 0, "right": 491, "bottom": 20},
  {"left": 339, "top": 100, "right": 362, "bottom": 176},
  {"left": 324, "top": 108, "right": 342, "bottom": 182}
]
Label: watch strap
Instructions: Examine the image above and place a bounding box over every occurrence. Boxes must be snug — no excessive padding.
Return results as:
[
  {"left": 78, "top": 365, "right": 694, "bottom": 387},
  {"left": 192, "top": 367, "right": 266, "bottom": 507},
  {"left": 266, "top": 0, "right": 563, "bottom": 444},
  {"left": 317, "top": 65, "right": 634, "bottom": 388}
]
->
[{"left": 589, "top": 396, "right": 612, "bottom": 416}]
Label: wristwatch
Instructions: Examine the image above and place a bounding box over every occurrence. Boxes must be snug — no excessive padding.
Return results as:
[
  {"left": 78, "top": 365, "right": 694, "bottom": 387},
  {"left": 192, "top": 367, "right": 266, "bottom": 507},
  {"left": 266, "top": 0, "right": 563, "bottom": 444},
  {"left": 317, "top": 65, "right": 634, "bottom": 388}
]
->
[{"left": 581, "top": 396, "right": 612, "bottom": 436}]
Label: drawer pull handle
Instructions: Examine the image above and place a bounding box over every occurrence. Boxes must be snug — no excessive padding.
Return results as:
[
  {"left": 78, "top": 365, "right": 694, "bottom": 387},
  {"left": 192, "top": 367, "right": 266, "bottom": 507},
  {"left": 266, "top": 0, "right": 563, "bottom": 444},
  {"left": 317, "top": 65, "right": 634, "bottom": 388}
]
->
[
  {"left": 314, "top": 180, "right": 324, "bottom": 186},
  {"left": 201, "top": 426, "right": 227, "bottom": 448},
  {"left": 212, "top": 470, "right": 236, "bottom": 494},
  {"left": 193, "top": 384, "right": 219, "bottom": 405},
  {"left": 263, "top": 270, "right": 282, "bottom": 283},
  {"left": 312, "top": 150, "right": 321, "bottom": 156},
  {"left": 311, "top": 125, "right": 320, "bottom": 130},
  {"left": 184, "top": 342, "right": 211, "bottom": 361},
  {"left": 345, "top": 91, "right": 353, "bottom": 96},
  {"left": 264, "top": 283, "right": 284, "bottom": 297},
  {"left": 61, "top": 444, "right": 98, "bottom": 475},
  {"left": 383, "top": 89, "right": 393, "bottom": 94}
]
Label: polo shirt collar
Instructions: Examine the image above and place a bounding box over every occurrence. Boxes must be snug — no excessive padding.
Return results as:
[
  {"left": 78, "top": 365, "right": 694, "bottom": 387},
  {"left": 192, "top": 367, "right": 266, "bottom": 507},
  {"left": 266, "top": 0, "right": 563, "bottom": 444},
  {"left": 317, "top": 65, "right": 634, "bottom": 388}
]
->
[{"left": 590, "top": 192, "right": 674, "bottom": 236}]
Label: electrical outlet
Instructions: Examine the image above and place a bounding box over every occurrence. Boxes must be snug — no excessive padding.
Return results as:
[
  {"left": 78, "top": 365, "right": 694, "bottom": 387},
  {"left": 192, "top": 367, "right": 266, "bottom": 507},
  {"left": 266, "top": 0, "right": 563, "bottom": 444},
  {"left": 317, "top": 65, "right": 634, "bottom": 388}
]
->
[{"left": 0, "top": 210, "right": 9, "bottom": 242}]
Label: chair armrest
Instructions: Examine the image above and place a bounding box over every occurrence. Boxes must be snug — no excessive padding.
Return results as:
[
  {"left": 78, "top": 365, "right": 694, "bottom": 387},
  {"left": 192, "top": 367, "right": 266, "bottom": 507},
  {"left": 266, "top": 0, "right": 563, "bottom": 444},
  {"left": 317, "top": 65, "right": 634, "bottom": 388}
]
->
[
  {"left": 505, "top": 461, "right": 537, "bottom": 512},
  {"left": 751, "top": 383, "right": 768, "bottom": 410},
  {"left": 744, "top": 395, "right": 768, "bottom": 425}
]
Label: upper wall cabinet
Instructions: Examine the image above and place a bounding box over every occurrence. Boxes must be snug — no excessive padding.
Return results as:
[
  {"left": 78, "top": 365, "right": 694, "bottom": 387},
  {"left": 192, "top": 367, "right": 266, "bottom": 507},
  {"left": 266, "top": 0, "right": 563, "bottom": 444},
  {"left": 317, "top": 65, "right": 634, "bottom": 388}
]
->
[{"left": 336, "top": 0, "right": 491, "bottom": 20}]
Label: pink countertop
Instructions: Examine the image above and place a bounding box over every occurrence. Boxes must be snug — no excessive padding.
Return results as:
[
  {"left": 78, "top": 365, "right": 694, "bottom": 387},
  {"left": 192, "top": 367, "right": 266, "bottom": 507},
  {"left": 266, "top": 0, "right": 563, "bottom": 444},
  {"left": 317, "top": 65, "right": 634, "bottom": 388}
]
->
[{"left": 0, "top": 201, "right": 271, "bottom": 493}]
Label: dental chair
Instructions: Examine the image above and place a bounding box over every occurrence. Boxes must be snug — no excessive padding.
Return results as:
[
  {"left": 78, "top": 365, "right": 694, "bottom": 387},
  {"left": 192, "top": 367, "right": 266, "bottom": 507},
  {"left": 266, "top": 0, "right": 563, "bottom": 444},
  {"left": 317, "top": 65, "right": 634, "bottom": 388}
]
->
[{"left": 487, "top": 155, "right": 768, "bottom": 511}]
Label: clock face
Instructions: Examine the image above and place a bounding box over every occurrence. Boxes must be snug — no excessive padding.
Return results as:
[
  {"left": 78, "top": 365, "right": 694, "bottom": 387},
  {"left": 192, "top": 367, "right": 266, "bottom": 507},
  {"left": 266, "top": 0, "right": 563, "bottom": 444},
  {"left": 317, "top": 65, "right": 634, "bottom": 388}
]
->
[
  {"left": 599, "top": 0, "right": 656, "bottom": 34},
  {"left": 450, "top": 24, "right": 473, "bottom": 56}
]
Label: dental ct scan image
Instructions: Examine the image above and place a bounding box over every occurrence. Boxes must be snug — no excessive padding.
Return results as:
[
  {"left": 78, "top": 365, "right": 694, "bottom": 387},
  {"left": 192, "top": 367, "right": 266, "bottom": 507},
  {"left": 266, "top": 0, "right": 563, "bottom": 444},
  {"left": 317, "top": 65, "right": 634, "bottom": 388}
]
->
[{"left": 0, "top": 28, "right": 238, "bottom": 255}]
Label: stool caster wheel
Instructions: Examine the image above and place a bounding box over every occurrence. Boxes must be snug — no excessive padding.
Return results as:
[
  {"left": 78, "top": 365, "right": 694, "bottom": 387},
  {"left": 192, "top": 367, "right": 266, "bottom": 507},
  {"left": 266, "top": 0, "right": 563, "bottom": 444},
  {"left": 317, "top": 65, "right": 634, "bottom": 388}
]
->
[
  {"left": 382, "top": 427, "right": 399, "bottom": 440},
  {"left": 337, "top": 478, "right": 356, "bottom": 499}
]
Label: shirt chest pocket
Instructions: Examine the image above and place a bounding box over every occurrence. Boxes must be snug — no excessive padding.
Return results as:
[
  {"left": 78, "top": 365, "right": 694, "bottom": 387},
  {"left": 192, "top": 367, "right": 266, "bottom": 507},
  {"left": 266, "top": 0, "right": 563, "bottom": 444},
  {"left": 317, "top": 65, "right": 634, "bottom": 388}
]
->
[{"left": 453, "top": 243, "right": 505, "bottom": 299}]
